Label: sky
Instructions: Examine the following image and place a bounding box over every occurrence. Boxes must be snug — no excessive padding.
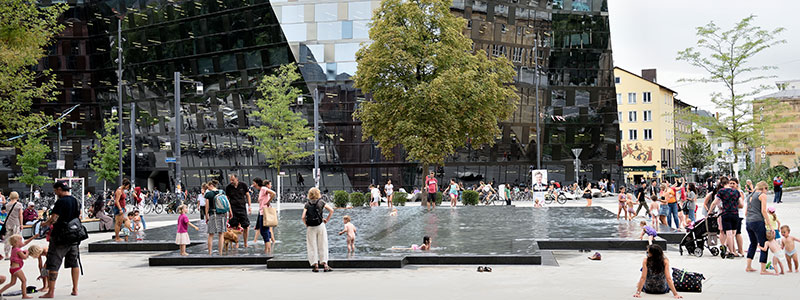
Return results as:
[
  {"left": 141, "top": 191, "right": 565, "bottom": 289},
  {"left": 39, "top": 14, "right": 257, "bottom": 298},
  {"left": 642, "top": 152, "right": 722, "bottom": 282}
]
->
[{"left": 607, "top": 0, "right": 800, "bottom": 112}]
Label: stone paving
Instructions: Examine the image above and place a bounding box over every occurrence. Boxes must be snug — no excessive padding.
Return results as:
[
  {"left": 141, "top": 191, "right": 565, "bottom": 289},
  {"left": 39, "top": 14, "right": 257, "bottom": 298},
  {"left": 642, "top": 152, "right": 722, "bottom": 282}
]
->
[{"left": 9, "top": 192, "right": 800, "bottom": 299}]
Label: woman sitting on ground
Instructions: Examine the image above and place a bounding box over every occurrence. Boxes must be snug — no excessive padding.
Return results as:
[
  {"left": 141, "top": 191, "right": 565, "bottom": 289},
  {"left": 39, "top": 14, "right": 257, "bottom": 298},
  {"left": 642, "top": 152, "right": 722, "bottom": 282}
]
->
[{"left": 634, "top": 245, "right": 682, "bottom": 298}]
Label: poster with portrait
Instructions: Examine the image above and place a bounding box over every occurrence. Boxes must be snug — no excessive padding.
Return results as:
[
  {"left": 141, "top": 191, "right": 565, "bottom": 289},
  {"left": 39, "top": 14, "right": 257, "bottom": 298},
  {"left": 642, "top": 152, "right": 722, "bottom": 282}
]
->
[{"left": 531, "top": 170, "right": 548, "bottom": 202}]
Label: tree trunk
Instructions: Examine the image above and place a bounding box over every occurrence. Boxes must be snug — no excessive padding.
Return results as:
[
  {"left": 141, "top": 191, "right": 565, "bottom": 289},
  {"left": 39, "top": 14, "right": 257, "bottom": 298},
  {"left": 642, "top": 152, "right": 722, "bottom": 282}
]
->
[{"left": 103, "top": 180, "right": 107, "bottom": 199}]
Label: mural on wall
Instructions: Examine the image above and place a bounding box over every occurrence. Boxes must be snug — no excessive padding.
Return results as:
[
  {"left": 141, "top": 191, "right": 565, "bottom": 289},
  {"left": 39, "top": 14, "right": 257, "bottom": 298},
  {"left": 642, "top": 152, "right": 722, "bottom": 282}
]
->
[{"left": 622, "top": 143, "right": 653, "bottom": 163}]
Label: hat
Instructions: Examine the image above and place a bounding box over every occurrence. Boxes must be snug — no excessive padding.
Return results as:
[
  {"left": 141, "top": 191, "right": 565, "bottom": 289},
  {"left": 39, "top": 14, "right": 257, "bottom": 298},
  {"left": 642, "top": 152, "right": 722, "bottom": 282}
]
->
[
  {"left": 53, "top": 181, "right": 71, "bottom": 191},
  {"left": 27, "top": 202, "right": 35, "bottom": 206},
  {"left": 768, "top": 206, "right": 776, "bottom": 213}
]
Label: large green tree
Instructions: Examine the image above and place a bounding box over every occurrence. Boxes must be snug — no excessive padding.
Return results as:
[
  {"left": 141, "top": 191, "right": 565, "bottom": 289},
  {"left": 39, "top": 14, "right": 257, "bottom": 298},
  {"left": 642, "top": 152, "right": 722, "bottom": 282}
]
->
[
  {"left": 0, "top": 0, "right": 67, "bottom": 144},
  {"left": 90, "top": 114, "right": 120, "bottom": 192},
  {"left": 679, "top": 131, "right": 715, "bottom": 172},
  {"left": 16, "top": 134, "right": 50, "bottom": 200},
  {"left": 353, "top": 0, "right": 519, "bottom": 174},
  {"left": 242, "top": 63, "right": 313, "bottom": 174},
  {"left": 676, "top": 15, "right": 787, "bottom": 164}
]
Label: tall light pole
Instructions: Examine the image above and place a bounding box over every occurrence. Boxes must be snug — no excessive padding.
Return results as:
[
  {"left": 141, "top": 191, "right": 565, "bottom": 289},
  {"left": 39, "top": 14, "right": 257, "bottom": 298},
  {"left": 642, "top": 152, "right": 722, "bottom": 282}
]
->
[
  {"left": 116, "top": 15, "right": 124, "bottom": 185},
  {"left": 313, "top": 87, "right": 320, "bottom": 188},
  {"left": 534, "top": 41, "right": 541, "bottom": 170},
  {"left": 174, "top": 72, "right": 182, "bottom": 191},
  {"left": 130, "top": 102, "right": 136, "bottom": 189}
]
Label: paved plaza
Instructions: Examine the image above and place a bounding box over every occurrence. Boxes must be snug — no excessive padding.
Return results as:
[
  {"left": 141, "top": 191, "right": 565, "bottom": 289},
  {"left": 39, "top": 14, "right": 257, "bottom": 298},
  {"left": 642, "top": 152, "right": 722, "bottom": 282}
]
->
[{"left": 13, "top": 192, "right": 800, "bottom": 299}]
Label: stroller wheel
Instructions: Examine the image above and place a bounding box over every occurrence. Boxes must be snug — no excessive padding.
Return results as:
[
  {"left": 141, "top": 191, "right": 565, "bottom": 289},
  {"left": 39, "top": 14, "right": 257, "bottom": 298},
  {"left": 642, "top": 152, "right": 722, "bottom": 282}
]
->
[
  {"left": 693, "top": 248, "right": 704, "bottom": 257},
  {"left": 710, "top": 247, "right": 720, "bottom": 257},
  {"left": 679, "top": 247, "right": 683, "bottom": 256}
]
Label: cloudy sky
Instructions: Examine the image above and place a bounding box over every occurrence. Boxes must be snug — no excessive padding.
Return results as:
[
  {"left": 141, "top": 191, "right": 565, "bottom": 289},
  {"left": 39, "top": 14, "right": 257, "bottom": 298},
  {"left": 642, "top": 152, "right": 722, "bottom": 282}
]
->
[{"left": 607, "top": 0, "right": 800, "bottom": 112}]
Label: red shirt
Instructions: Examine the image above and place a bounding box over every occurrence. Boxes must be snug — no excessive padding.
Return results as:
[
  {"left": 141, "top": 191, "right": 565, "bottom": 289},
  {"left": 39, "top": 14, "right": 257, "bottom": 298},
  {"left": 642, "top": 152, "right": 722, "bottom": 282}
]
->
[
  {"left": 117, "top": 189, "right": 127, "bottom": 209},
  {"left": 426, "top": 176, "right": 438, "bottom": 193}
]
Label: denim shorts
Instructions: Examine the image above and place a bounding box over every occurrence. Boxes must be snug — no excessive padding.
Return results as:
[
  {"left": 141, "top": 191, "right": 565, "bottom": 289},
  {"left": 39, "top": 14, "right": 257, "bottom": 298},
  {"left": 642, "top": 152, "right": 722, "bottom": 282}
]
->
[{"left": 658, "top": 205, "right": 670, "bottom": 216}]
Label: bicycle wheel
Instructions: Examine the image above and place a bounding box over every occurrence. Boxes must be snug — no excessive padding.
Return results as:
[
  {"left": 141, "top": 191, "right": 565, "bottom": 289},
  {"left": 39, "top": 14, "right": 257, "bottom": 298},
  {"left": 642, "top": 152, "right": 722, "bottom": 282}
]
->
[
  {"left": 557, "top": 194, "right": 568, "bottom": 204},
  {"left": 544, "top": 194, "right": 554, "bottom": 204},
  {"left": 155, "top": 204, "right": 163, "bottom": 214},
  {"left": 144, "top": 203, "right": 153, "bottom": 214}
]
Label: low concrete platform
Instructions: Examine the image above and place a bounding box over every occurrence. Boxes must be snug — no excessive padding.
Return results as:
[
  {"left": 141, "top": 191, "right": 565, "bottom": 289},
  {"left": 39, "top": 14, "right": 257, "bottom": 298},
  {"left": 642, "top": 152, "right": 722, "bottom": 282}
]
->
[
  {"left": 657, "top": 231, "right": 685, "bottom": 244},
  {"left": 89, "top": 240, "right": 204, "bottom": 252},
  {"left": 149, "top": 252, "right": 273, "bottom": 266},
  {"left": 536, "top": 238, "right": 666, "bottom": 250},
  {"left": 266, "top": 254, "right": 543, "bottom": 269}
]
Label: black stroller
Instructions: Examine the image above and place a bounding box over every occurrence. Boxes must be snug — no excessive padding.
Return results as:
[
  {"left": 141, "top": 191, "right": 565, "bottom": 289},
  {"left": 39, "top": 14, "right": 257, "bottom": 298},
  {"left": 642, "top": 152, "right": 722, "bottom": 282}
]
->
[{"left": 678, "top": 214, "right": 721, "bottom": 257}]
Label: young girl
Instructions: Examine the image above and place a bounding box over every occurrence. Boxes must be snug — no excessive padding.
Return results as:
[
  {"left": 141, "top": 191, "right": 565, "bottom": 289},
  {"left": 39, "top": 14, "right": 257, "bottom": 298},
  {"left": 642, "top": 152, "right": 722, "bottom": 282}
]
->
[
  {"left": 759, "top": 230, "right": 785, "bottom": 275},
  {"left": 132, "top": 210, "right": 144, "bottom": 241},
  {"left": 534, "top": 199, "right": 543, "bottom": 208},
  {"left": 639, "top": 221, "right": 658, "bottom": 245},
  {"left": 627, "top": 196, "right": 637, "bottom": 221},
  {"left": 385, "top": 180, "right": 394, "bottom": 209},
  {"left": 176, "top": 205, "right": 200, "bottom": 256},
  {"left": 583, "top": 183, "right": 593, "bottom": 207},
  {"left": 337, "top": 215, "right": 357, "bottom": 254},
  {"left": 766, "top": 207, "right": 781, "bottom": 239},
  {"left": 448, "top": 179, "right": 459, "bottom": 207},
  {"left": 0, "top": 235, "right": 32, "bottom": 298},
  {"left": 649, "top": 196, "right": 660, "bottom": 228},
  {"left": 26, "top": 244, "right": 48, "bottom": 291},
  {"left": 393, "top": 236, "right": 432, "bottom": 251},
  {"left": 617, "top": 187, "right": 629, "bottom": 220},
  {"left": 369, "top": 184, "right": 381, "bottom": 207}
]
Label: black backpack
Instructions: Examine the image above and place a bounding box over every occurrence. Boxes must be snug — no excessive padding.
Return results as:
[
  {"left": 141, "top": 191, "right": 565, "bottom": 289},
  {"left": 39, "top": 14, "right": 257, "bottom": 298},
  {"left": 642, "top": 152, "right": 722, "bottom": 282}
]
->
[
  {"left": 53, "top": 198, "right": 88, "bottom": 245},
  {"left": 305, "top": 200, "right": 324, "bottom": 226}
]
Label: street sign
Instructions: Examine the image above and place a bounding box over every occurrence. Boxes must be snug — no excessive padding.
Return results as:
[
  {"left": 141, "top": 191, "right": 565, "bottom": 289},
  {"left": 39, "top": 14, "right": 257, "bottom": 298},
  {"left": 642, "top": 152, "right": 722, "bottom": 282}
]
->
[
  {"left": 726, "top": 148, "right": 733, "bottom": 155},
  {"left": 66, "top": 170, "right": 73, "bottom": 177},
  {"left": 56, "top": 160, "right": 65, "bottom": 170},
  {"left": 165, "top": 157, "right": 177, "bottom": 163},
  {"left": 572, "top": 148, "right": 582, "bottom": 158},
  {"left": 691, "top": 168, "right": 697, "bottom": 173},
  {"left": 655, "top": 170, "right": 661, "bottom": 174}
]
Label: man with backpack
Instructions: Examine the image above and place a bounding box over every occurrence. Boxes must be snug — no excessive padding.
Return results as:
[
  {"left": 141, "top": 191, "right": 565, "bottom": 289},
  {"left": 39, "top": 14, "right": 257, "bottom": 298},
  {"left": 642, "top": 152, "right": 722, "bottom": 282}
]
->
[
  {"left": 204, "top": 180, "right": 230, "bottom": 255},
  {"left": 40, "top": 181, "right": 82, "bottom": 298}
]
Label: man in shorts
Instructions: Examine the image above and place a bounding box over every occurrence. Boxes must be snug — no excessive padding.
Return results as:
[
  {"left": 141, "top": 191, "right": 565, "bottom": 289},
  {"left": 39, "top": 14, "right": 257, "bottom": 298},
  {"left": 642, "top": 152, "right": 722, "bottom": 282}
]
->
[
  {"left": 424, "top": 171, "right": 438, "bottom": 209},
  {"left": 41, "top": 181, "right": 81, "bottom": 298},
  {"left": 113, "top": 179, "right": 132, "bottom": 242},
  {"left": 226, "top": 174, "right": 252, "bottom": 247}
]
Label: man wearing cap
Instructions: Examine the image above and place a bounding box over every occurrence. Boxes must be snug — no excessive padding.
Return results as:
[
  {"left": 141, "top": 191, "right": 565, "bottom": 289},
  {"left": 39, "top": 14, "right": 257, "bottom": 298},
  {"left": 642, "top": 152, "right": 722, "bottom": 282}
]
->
[
  {"left": 41, "top": 181, "right": 81, "bottom": 298},
  {"left": 23, "top": 202, "right": 38, "bottom": 224}
]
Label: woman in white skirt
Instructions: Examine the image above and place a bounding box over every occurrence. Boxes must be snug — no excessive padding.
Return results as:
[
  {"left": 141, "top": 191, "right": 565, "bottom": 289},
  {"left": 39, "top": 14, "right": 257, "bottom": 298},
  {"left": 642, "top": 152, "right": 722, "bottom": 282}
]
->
[{"left": 175, "top": 205, "right": 199, "bottom": 256}]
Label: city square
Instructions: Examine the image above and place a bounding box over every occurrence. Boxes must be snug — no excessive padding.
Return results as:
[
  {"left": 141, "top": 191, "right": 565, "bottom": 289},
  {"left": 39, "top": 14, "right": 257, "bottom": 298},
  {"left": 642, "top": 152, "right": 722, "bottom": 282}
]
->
[{"left": 1, "top": 0, "right": 800, "bottom": 299}]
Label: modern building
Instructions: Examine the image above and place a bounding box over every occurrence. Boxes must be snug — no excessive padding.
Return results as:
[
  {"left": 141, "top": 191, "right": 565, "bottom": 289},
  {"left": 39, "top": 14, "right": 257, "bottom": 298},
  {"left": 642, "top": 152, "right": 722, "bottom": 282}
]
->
[
  {"left": 754, "top": 80, "right": 800, "bottom": 168},
  {"left": 7, "top": 0, "right": 622, "bottom": 194},
  {"left": 673, "top": 98, "right": 695, "bottom": 171},
  {"left": 613, "top": 67, "right": 678, "bottom": 184}
]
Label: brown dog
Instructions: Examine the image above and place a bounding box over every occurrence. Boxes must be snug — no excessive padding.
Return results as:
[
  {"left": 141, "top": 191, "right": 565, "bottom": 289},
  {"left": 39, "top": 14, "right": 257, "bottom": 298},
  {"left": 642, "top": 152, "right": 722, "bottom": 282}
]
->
[{"left": 223, "top": 227, "right": 243, "bottom": 252}]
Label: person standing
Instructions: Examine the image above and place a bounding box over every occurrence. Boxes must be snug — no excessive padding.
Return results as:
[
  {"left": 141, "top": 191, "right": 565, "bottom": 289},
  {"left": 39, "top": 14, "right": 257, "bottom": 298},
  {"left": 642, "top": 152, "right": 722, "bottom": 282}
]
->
[
  {"left": 661, "top": 183, "right": 679, "bottom": 229},
  {"left": 302, "top": 187, "right": 334, "bottom": 272},
  {"left": 2, "top": 192, "right": 23, "bottom": 258},
  {"left": 226, "top": 174, "right": 252, "bottom": 247},
  {"left": 197, "top": 183, "right": 207, "bottom": 220},
  {"left": 710, "top": 178, "right": 743, "bottom": 258},
  {"left": 385, "top": 180, "right": 394, "bottom": 209},
  {"left": 40, "top": 181, "right": 81, "bottom": 298},
  {"left": 635, "top": 182, "right": 649, "bottom": 218},
  {"left": 424, "top": 171, "right": 438, "bottom": 209},
  {"left": 204, "top": 180, "right": 228, "bottom": 255},
  {"left": 745, "top": 181, "right": 771, "bottom": 274},
  {"left": 773, "top": 176, "right": 783, "bottom": 203},
  {"left": 684, "top": 183, "right": 697, "bottom": 223},
  {"left": 113, "top": 179, "right": 132, "bottom": 242},
  {"left": 252, "top": 178, "right": 276, "bottom": 253}
]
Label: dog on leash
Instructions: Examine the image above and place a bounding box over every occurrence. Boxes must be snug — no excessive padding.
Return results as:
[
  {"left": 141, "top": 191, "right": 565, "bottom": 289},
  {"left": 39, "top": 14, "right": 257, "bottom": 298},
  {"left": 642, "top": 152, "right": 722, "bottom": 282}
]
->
[{"left": 223, "top": 227, "right": 243, "bottom": 252}]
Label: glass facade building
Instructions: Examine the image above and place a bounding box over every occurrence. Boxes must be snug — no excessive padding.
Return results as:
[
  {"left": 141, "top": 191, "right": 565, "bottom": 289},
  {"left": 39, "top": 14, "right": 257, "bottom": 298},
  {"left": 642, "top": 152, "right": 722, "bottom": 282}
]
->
[{"left": 6, "top": 0, "right": 620, "bottom": 194}]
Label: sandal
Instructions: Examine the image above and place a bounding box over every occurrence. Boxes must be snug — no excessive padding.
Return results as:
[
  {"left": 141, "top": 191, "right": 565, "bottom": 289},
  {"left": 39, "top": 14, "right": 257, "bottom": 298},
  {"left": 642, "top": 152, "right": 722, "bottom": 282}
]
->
[
  {"left": 484, "top": 266, "right": 492, "bottom": 272},
  {"left": 312, "top": 264, "right": 319, "bottom": 273},
  {"left": 477, "top": 266, "right": 485, "bottom": 272},
  {"left": 322, "top": 263, "right": 333, "bottom": 272}
]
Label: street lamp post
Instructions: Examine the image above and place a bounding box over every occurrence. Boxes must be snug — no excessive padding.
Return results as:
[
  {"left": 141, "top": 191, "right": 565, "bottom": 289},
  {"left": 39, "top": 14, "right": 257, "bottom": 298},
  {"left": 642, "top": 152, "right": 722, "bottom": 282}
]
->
[
  {"left": 172, "top": 72, "right": 203, "bottom": 191},
  {"left": 116, "top": 16, "right": 124, "bottom": 186},
  {"left": 313, "top": 87, "right": 320, "bottom": 188}
]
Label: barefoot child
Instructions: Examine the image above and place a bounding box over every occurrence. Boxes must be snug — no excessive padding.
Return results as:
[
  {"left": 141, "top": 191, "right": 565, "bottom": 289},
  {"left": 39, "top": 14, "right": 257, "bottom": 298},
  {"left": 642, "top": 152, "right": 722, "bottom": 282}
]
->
[
  {"left": 617, "top": 187, "right": 629, "bottom": 220},
  {"left": 391, "top": 236, "right": 432, "bottom": 251},
  {"left": 767, "top": 207, "right": 781, "bottom": 239},
  {"left": 132, "top": 210, "right": 145, "bottom": 241},
  {"left": 176, "top": 205, "right": 199, "bottom": 256},
  {"left": 26, "top": 244, "right": 48, "bottom": 291},
  {"left": 781, "top": 225, "right": 799, "bottom": 272},
  {"left": 534, "top": 199, "right": 543, "bottom": 208},
  {"left": 759, "top": 230, "right": 785, "bottom": 275},
  {"left": 649, "top": 196, "right": 660, "bottom": 228},
  {"left": 338, "top": 215, "right": 357, "bottom": 253},
  {"left": 639, "top": 221, "right": 658, "bottom": 245},
  {"left": 0, "top": 235, "right": 33, "bottom": 298}
]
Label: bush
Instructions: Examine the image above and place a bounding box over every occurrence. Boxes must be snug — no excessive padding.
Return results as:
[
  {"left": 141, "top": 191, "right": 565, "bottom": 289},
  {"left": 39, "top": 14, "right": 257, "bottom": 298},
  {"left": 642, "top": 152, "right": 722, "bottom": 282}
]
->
[
  {"left": 462, "top": 190, "right": 479, "bottom": 206},
  {"left": 434, "top": 192, "right": 443, "bottom": 205},
  {"left": 333, "top": 190, "right": 349, "bottom": 208},
  {"left": 350, "top": 192, "right": 367, "bottom": 207},
  {"left": 392, "top": 192, "right": 408, "bottom": 206}
]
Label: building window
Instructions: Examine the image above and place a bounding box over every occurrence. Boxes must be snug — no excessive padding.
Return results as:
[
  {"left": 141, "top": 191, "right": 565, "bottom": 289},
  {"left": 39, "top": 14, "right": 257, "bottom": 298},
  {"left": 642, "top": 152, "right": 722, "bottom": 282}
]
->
[
  {"left": 643, "top": 110, "right": 652, "bottom": 122},
  {"left": 644, "top": 129, "right": 653, "bottom": 140},
  {"left": 628, "top": 92, "right": 636, "bottom": 104},
  {"left": 616, "top": 93, "right": 621, "bottom": 104},
  {"left": 615, "top": 77, "right": 620, "bottom": 84},
  {"left": 643, "top": 92, "right": 651, "bottom": 103},
  {"left": 511, "top": 47, "right": 524, "bottom": 63},
  {"left": 628, "top": 111, "right": 637, "bottom": 122},
  {"left": 620, "top": 130, "right": 623, "bottom": 141},
  {"left": 629, "top": 129, "right": 637, "bottom": 141},
  {"left": 492, "top": 45, "right": 506, "bottom": 57},
  {"left": 618, "top": 111, "right": 623, "bottom": 123}
]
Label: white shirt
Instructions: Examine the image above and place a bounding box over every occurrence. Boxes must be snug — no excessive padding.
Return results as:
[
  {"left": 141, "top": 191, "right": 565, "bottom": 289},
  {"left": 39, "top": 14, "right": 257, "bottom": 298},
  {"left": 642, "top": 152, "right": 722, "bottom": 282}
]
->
[
  {"left": 498, "top": 184, "right": 506, "bottom": 200},
  {"left": 385, "top": 184, "right": 394, "bottom": 195},
  {"left": 197, "top": 193, "right": 206, "bottom": 206},
  {"left": 371, "top": 187, "right": 381, "bottom": 199},
  {"left": 483, "top": 185, "right": 491, "bottom": 193}
]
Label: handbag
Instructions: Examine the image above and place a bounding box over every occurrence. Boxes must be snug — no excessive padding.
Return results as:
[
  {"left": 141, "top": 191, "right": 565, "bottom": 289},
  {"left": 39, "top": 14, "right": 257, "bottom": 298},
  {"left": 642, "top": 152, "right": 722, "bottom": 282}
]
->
[
  {"left": 671, "top": 268, "right": 705, "bottom": 293},
  {"left": 261, "top": 206, "right": 278, "bottom": 227}
]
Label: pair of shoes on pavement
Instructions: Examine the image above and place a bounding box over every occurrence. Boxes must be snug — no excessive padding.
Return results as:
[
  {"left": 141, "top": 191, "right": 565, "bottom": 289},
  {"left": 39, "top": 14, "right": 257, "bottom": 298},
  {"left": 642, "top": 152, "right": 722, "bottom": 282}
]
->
[
  {"left": 477, "top": 266, "right": 493, "bottom": 272},
  {"left": 588, "top": 252, "right": 602, "bottom": 260}
]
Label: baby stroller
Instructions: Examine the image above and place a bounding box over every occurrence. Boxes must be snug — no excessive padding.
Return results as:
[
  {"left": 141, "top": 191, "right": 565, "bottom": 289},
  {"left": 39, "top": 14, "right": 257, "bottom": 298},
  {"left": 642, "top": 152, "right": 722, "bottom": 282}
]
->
[{"left": 678, "top": 214, "right": 721, "bottom": 257}]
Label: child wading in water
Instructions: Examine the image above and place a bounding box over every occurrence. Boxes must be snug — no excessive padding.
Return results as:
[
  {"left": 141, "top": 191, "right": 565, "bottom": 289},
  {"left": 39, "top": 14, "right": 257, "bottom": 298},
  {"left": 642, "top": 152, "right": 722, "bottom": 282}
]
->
[
  {"left": 391, "top": 236, "right": 432, "bottom": 251},
  {"left": 338, "top": 215, "right": 357, "bottom": 254},
  {"left": 617, "top": 187, "right": 629, "bottom": 220},
  {"left": 176, "top": 205, "right": 200, "bottom": 256},
  {"left": 639, "top": 221, "right": 658, "bottom": 245},
  {"left": 781, "top": 225, "right": 799, "bottom": 272},
  {"left": 759, "top": 230, "right": 785, "bottom": 275},
  {"left": 0, "top": 235, "right": 33, "bottom": 298}
]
